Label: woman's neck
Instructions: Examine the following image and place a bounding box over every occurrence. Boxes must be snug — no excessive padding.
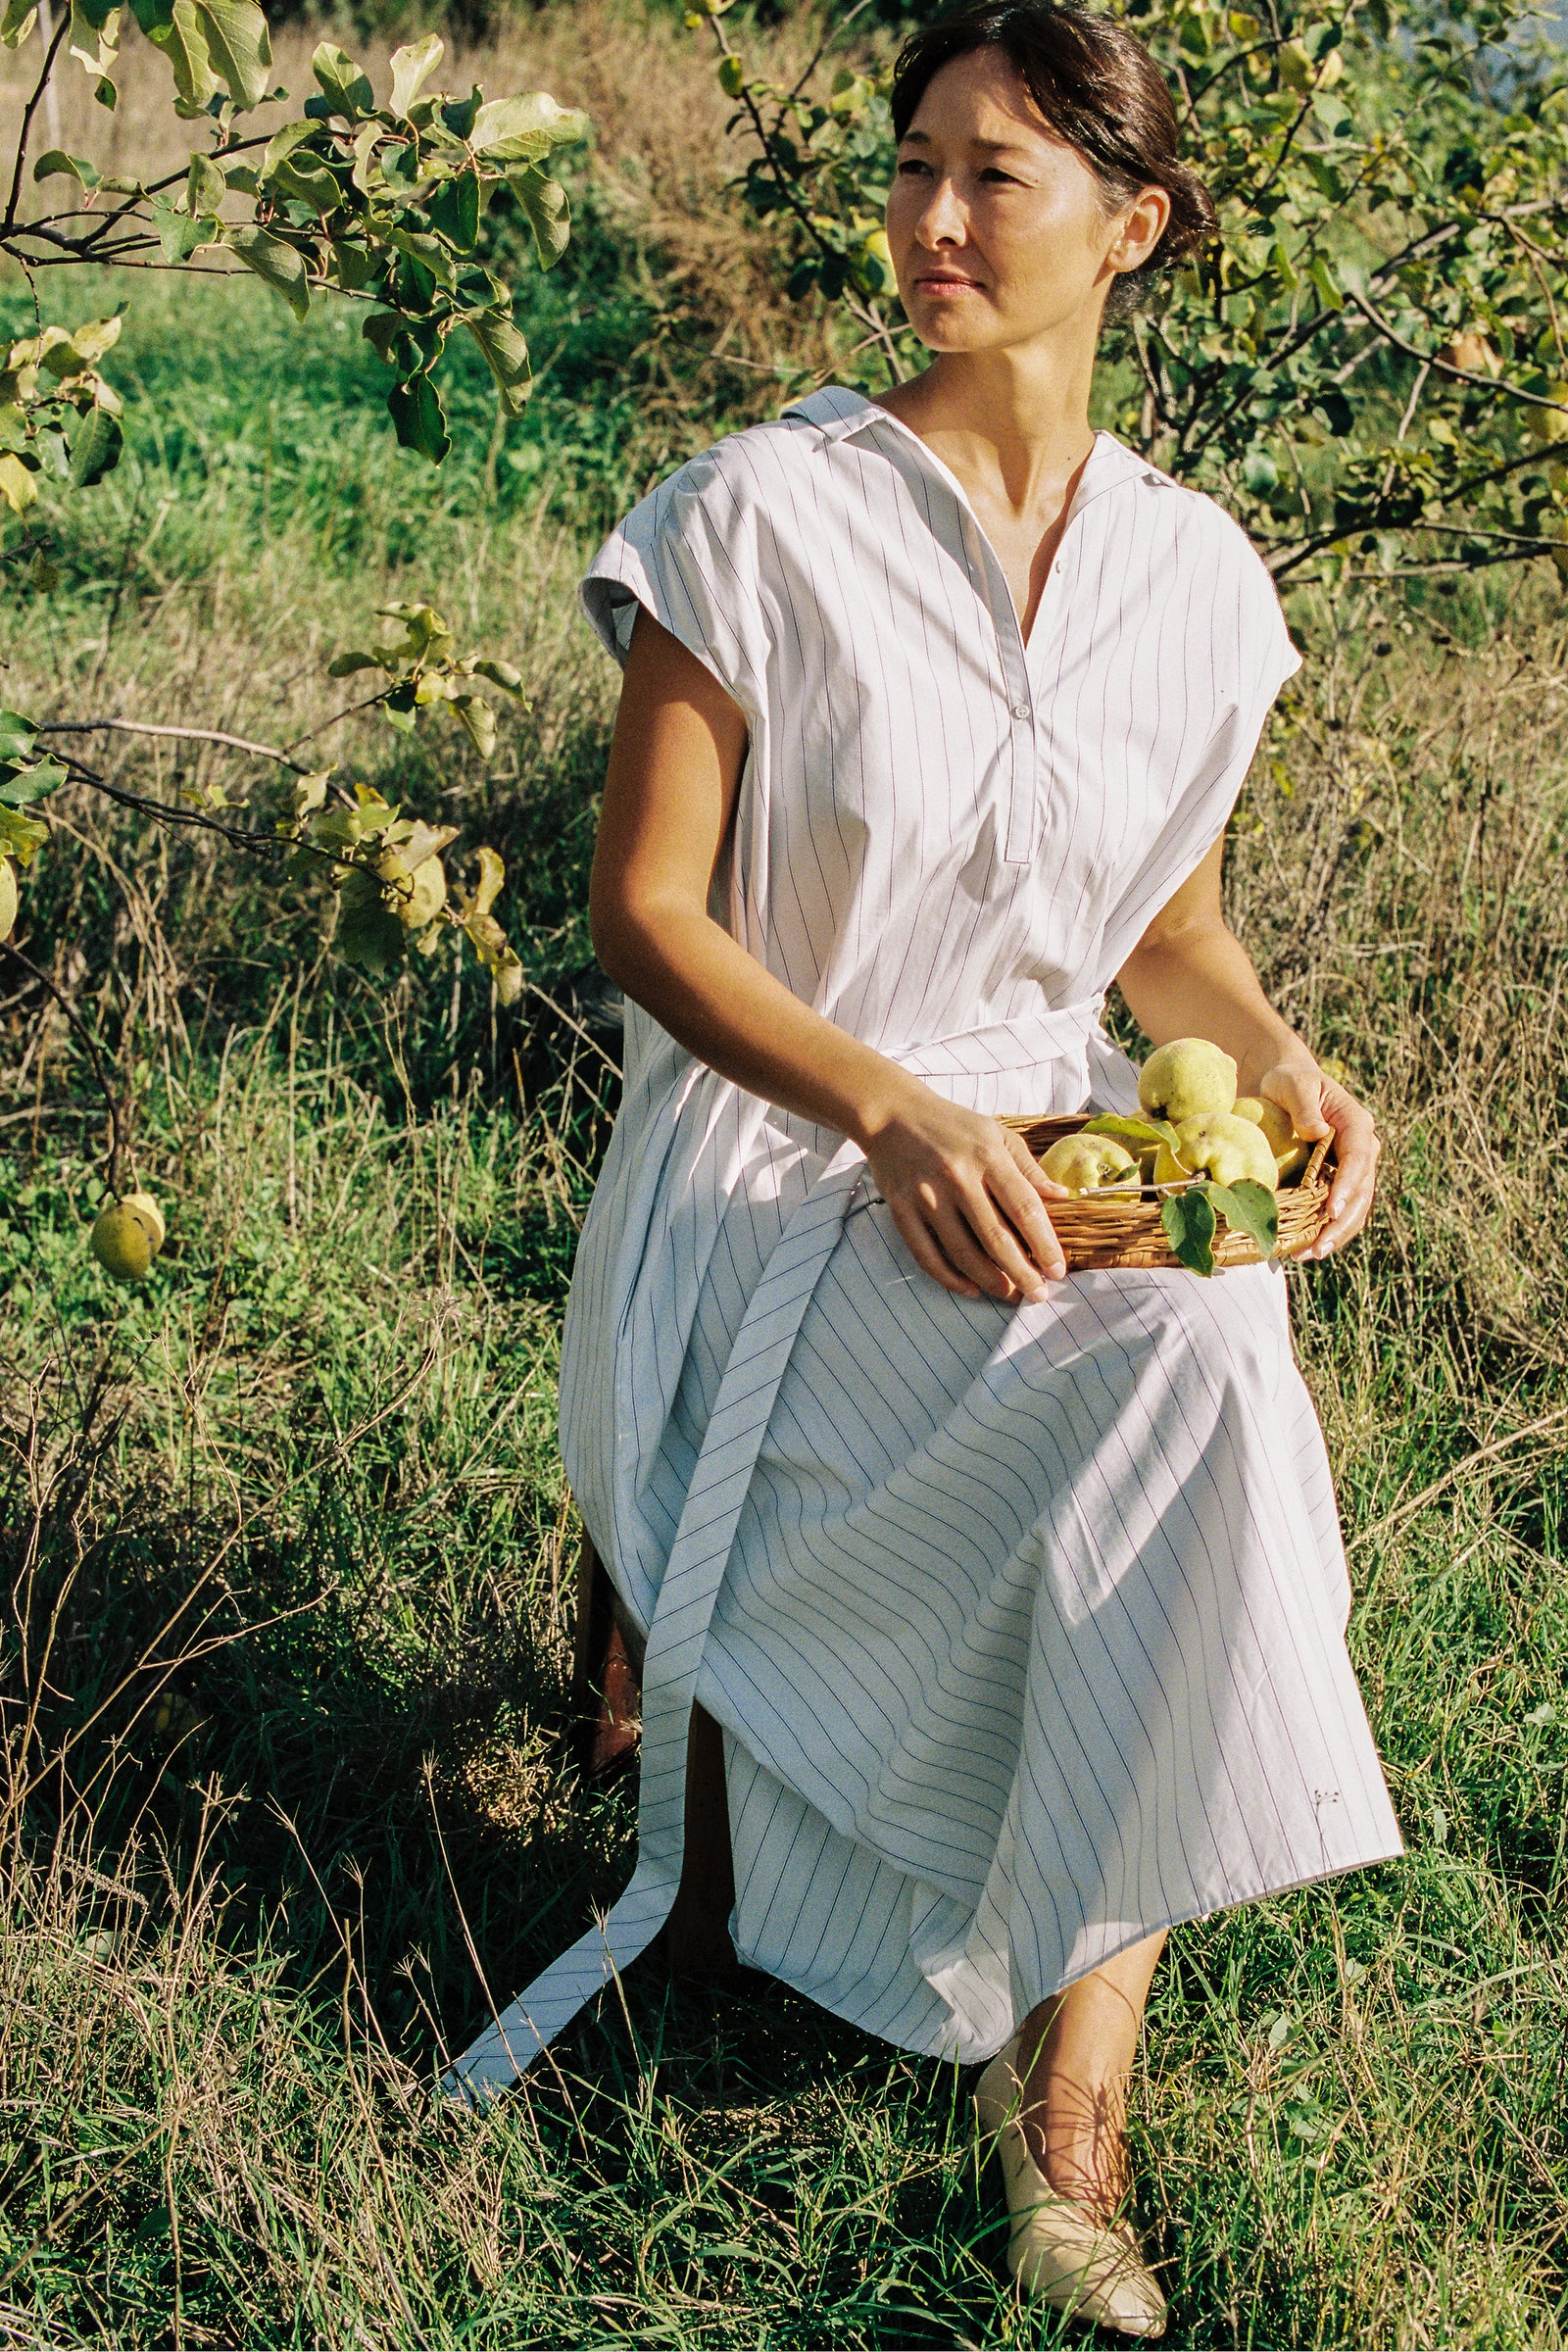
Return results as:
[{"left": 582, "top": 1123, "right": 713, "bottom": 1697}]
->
[{"left": 874, "top": 337, "right": 1098, "bottom": 520}]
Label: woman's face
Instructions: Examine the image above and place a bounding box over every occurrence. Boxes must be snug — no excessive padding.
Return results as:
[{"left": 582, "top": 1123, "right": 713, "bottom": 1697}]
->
[{"left": 885, "top": 46, "right": 1168, "bottom": 354}]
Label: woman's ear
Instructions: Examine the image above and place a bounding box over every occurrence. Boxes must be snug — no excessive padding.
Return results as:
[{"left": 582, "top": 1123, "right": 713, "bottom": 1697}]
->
[{"left": 1107, "top": 184, "right": 1171, "bottom": 277}]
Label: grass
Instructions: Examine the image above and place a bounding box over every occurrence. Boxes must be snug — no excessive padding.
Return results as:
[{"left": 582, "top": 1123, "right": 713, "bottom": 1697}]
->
[{"left": 3, "top": 10, "right": 1568, "bottom": 2342}]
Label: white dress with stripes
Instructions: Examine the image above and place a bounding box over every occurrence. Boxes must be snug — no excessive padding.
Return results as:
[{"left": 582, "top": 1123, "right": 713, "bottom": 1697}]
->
[{"left": 447, "top": 386, "right": 1402, "bottom": 2103}]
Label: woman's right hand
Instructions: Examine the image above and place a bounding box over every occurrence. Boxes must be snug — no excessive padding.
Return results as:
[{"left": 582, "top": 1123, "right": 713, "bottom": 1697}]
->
[{"left": 857, "top": 1078, "right": 1070, "bottom": 1303}]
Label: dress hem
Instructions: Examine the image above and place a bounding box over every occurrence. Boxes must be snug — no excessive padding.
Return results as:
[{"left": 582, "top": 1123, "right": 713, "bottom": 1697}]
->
[{"left": 732, "top": 1835, "right": 1408, "bottom": 2070}]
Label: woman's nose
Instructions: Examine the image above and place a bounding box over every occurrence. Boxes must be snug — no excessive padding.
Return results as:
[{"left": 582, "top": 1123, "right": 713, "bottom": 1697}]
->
[{"left": 913, "top": 173, "right": 968, "bottom": 246}]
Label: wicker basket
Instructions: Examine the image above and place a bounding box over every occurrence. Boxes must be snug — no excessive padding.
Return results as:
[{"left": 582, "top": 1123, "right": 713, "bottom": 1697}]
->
[{"left": 1001, "top": 1111, "right": 1335, "bottom": 1272}]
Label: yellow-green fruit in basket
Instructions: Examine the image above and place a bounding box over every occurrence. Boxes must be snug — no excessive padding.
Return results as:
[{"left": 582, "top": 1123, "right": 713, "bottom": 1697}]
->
[
  {"left": 0, "top": 858, "right": 16, "bottom": 946},
  {"left": 1138, "top": 1037, "right": 1238, "bottom": 1122},
  {"left": 1232, "top": 1097, "right": 1312, "bottom": 1182},
  {"left": 1152, "top": 1111, "right": 1279, "bottom": 1193},
  {"left": 1039, "top": 1134, "right": 1139, "bottom": 1197},
  {"left": 89, "top": 1198, "right": 161, "bottom": 1283}
]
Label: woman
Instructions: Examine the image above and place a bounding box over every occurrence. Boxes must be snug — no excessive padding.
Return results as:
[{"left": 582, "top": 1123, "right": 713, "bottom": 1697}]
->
[{"left": 449, "top": 3, "right": 1402, "bottom": 2331}]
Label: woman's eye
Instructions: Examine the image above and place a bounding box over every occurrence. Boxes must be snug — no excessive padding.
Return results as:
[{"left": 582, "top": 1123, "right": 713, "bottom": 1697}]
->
[
  {"left": 896, "top": 158, "right": 932, "bottom": 176},
  {"left": 979, "top": 167, "right": 1021, "bottom": 185}
]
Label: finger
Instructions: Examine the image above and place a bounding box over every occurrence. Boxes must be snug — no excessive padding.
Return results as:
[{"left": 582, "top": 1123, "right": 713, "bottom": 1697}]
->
[
  {"left": 953, "top": 1173, "right": 1057, "bottom": 1298},
  {"left": 887, "top": 1199, "right": 984, "bottom": 1298},
  {"left": 1002, "top": 1130, "right": 1071, "bottom": 1202},
  {"left": 1301, "top": 1155, "right": 1379, "bottom": 1258},
  {"left": 930, "top": 1200, "right": 1024, "bottom": 1300},
  {"left": 1263, "top": 1070, "right": 1332, "bottom": 1140},
  {"left": 989, "top": 1154, "right": 1068, "bottom": 1283}
]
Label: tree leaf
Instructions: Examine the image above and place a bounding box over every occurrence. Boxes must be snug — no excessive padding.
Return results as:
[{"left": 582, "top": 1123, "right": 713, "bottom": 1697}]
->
[
  {"left": 225, "top": 224, "right": 310, "bottom": 320},
  {"left": 461, "top": 906, "right": 523, "bottom": 1002},
  {"left": 152, "top": 0, "right": 217, "bottom": 113},
  {"left": 336, "top": 872, "right": 405, "bottom": 975},
  {"left": 466, "top": 844, "right": 505, "bottom": 918},
  {"left": 439, "top": 85, "right": 480, "bottom": 139},
  {"left": 1207, "top": 1178, "right": 1280, "bottom": 1259},
  {"left": 386, "top": 374, "right": 450, "bottom": 464},
  {"left": 380, "top": 221, "right": 457, "bottom": 291},
  {"left": 389, "top": 32, "right": 442, "bottom": 116},
  {"left": 191, "top": 0, "right": 270, "bottom": 109},
  {"left": 464, "top": 308, "right": 530, "bottom": 415},
  {"left": 66, "top": 316, "right": 122, "bottom": 366},
  {"left": 0, "top": 713, "right": 38, "bottom": 763},
  {"left": 1160, "top": 1187, "right": 1217, "bottom": 1276},
  {"left": 68, "top": 0, "right": 120, "bottom": 84},
  {"left": 505, "top": 164, "right": 568, "bottom": 269},
  {"left": 151, "top": 196, "right": 214, "bottom": 261},
  {"left": 0, "top": 806, "right": 51, "bottom": 866},
  {"left": 424, "top": 165, "right": 480, "bottom": 252},
  {"left": 33, "top": 149, "right": 101, "bottom": 188},
  {"left": 450, "top": 694, "right": 496, "bottom": 759},
  {"left": 469, "top": 90, "right": 588, "bottom": 163},
  {"left": 325, "top": 650, "right": 386, "bottom": 677},
  {"left": 0, "top": 755, "right": 67, "bottom": 806},
  {"left": 70, "top": 406, "right": 122, "bottom": 486},
  {"left": 329, "top": 238, "right": 380, "bottom": 292},
  {"left": 1082, "top": 1112, "right": 1179, "bottom": 1154},
  {"left": 185, "top": 148, "right": 225, "bottom": 216},
  {"left": 0, "top": 453, "right": 37, "bottom": 514},
  {"left": 0, "top": 0, "right": 38, "bottom": 47},
  {"left": 470, "top": 656, "right": 524, "bottom": 695},
  {"left": 311, "top": 39, "right": 373, "bottom": 119},
  {"left": 259, "top": 116, "right": 315, "bottom": 176},
  {"left": 266, "top": 152, "right": 341, "bottom": 214}
]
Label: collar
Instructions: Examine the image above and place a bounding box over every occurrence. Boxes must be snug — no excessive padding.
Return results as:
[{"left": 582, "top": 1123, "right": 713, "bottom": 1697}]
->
[{"left": 779, "top": 385, "right": 1168, "bottom": 512}]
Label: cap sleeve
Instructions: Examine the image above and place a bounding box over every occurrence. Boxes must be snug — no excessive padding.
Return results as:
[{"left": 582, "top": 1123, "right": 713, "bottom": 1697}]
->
[{"left": 580, "top": 452, "right": 762, "bottom": 715}]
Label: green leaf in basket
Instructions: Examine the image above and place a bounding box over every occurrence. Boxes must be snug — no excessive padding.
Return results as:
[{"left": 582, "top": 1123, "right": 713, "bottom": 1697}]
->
[
  {"left": 1207, "top": 1178, "right": 1279, "bottom": 1261},
  {"left": 1082, "top": 1112, "right": 1179, "bottom": 1155},
  {"left": 1161, "top": 1186, "right": 1217, "bottom": 1276}
]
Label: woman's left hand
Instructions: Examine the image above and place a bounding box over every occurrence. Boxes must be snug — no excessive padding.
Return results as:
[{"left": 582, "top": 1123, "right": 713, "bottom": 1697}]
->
[{"left": 1256, "top": 1061, "right": 1381, "bottom": 1260}]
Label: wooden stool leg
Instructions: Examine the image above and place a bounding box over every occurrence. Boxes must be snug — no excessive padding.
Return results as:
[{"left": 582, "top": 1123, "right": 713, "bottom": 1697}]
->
[{"left": 570, "top": 1529, "right": 643, "bottom": 1782}]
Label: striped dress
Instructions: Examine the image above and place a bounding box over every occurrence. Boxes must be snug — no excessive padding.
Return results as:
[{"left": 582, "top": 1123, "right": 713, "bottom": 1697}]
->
[{"left": 447, "top": 385, "right": 1402, "bottom": 2103}]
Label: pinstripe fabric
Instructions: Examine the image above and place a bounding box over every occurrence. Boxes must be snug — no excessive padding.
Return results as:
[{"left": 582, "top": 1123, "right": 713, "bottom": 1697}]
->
[{"left": 445, "top": 388, "right": 1402, "bottom": 2106}]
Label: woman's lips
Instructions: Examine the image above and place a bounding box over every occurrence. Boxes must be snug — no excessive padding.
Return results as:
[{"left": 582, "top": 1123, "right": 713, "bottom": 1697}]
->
[{"left": 913, "top": 272, "right": 982, "bottom": 293}]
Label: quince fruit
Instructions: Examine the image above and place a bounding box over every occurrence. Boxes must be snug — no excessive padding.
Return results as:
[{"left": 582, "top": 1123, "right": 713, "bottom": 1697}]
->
[
  {"left": 90, "top": 1197, "right": 162, "bottom": 1283},
  {"left": 1139, "top": 1037, "right": 1238, "bottom": 1122},
  {"left": 122, "top": 1190, "right": 167, "bottom": 1252},
  {"left": 1439, "top": 330, "right": 1498, "bottom": 377},
  {"left": 1231, "top": 1096, "right": 1312, "bottom": 1180},
  {"left": 1039, "top": 1134, "right": 1139, "bottom": 1196},
  {"left": 0, "top": 858, "right": 16, "bottom": 946},
  {"left": 1153, "top": 1111, "right": 1278, "bottom": 1193},
  {"left": 1528, "top": 384, "right": 1568, "bottom": 444}
]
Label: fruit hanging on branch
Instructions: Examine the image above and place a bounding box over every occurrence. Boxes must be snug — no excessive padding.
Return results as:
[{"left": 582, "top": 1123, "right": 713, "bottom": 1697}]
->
[{"left": 89, "top": 1194, "right": 166, "bottom": 1285}]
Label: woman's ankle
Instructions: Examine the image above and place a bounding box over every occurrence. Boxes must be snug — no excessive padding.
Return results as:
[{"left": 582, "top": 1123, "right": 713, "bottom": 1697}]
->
[{"left": 1013, "top": 2048, "right": 1131, "bottom": 2221}]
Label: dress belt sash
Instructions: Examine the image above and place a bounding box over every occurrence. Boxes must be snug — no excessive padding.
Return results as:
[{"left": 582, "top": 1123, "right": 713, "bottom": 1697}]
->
[{"left": 443, "top": 997, "right": 1102, "bottom": 2107}]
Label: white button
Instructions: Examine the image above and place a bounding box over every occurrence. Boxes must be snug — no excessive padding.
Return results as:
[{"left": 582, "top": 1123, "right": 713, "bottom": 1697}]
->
[{"left": 1011, "top": 702, "right": 1031, "bottom": 721}]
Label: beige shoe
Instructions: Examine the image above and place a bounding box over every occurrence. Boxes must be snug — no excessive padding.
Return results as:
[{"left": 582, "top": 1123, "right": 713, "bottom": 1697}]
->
[{"left": 974, "top": 2034, "right": 1167, "bottom": 2339}]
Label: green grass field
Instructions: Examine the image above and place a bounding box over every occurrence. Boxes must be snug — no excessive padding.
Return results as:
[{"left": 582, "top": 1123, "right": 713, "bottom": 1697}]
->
[{"left": 4, "top": 54, "right": 1568, "bottom": 2341}]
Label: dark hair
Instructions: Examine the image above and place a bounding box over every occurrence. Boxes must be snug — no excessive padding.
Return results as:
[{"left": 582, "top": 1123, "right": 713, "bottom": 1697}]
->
[{"left": 889, "top": 1, "right": 1216, "bottom": 318}]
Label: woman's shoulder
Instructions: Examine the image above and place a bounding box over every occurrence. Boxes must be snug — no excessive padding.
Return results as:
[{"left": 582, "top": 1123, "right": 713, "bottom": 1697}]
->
[
  {"left": 1102, "top": 439, "right": 1280, "bottom": 595},
  {"left": 622, "top": 400, "right": 842, "bottom": 541}
]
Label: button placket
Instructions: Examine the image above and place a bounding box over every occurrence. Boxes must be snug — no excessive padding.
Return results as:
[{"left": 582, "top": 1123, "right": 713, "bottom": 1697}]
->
[{"left": 958, "top": 511, "right": 1038, "bottom": 867}]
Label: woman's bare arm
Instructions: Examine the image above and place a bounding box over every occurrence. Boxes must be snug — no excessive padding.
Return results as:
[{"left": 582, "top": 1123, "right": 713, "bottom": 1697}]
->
[
  {"left": 590, "top": 610, "right": 1070, "bottom": 1300},
  {"left": 1115, "top": 838, "right": 1380, "bottom": 1258}
]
